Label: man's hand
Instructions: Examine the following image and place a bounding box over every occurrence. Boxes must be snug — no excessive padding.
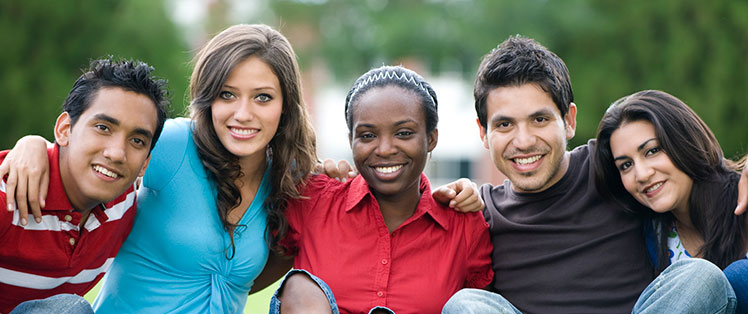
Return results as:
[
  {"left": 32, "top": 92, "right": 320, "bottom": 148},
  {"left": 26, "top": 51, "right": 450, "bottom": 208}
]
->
[
  {"left": 432, "top": 178, "right": 484, "bottom": 213},
  {"left": 314, "top": 158, "right": 357, "bottom": 182},
  {"left": 0, "top": 135, "right": 51, "bottom": 225}
]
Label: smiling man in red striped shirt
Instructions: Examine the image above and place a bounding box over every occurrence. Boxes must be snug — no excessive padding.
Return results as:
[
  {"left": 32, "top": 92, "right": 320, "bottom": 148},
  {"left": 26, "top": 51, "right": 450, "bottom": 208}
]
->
[{"left": 0, "top": 57, "right": 168, "bottom": 313}]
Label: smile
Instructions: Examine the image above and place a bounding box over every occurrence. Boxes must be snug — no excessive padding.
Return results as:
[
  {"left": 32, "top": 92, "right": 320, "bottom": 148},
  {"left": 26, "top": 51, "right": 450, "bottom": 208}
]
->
[
  {"left": 513, "top": 155, "right": 542, "bottom": 165},
  {"left": 644, "top": 181, "right": 664, "bottom": 194},
  {"left": 93, "top": 165, "right": 119, "bottom": 179},
  {"left": 229, "top": 127, "right": 258, "bottom": 136},
  {"left": 375, "top": 165, "right": 403, "bottom": 174}
]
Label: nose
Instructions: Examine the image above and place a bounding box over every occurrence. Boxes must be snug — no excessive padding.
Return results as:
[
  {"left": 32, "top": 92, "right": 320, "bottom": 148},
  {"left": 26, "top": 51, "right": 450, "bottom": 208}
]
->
[
  {"left": 102, "top": 138, "right": 127, "bottom": 163},
  {"left": 512, "top": 124, "right": 537, "bottom": 151},
  {"left": 634, "top": 161, "right": 654, "bottom": 183},
  {"left": 233, "top": 99, "right": 254, "bottom": 122},
  {"left": 375, "top": 136, "right": 398, "bottom": 157}
]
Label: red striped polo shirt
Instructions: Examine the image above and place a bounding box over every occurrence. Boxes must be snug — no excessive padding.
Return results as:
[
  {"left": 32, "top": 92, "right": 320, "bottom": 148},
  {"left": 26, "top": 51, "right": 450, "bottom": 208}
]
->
[{"left": 0, "top": 146, "right": 137, "bottom": 313}]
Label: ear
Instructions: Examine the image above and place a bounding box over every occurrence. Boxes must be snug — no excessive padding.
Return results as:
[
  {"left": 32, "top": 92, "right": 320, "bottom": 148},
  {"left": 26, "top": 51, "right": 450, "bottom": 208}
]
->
[
  {"left": 564, "top": 102, "right": 577, "bottom": 140},
  {"left": 427, "top": 129, "right": 438, "bottom": 153},
  {"left": 54, "top": 112, "right": 72, "bottom": 147},
  {"left": 477, "top": 118, "right": 489, "bottom": 150},
  {"left": 137, "top": 155, "right": 151, "bottom": 177}
]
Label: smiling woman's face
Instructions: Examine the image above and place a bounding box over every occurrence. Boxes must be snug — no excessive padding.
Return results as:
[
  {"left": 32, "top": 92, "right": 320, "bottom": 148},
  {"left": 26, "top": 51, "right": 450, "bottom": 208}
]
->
[
  {"left": 610, "top": 119, "right": 693, "bottom": 215},
  {"left": 349, "top": 85, "right": 437, "bottom": 199}
]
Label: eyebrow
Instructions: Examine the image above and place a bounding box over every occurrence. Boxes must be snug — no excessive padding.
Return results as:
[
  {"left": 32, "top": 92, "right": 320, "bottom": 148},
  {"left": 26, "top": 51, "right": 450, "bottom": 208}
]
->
[
  {"left": 223, "top": 84, "right": 277, "bottom": 92},
  {"left": 93, "top": 113, "right": 154, "bottom": 139},
  {"left": 613, "top": 138, "right": 657, "bottom": 161},
  {"left": 489, "top": 109, "right": 555, "bottom": 124}
]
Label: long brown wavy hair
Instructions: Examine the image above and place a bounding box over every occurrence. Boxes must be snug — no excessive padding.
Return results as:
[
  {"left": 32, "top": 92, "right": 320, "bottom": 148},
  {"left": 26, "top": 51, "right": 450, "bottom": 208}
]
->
[{"left": 188, "top": 24, "right": 317, "bottom": 258}]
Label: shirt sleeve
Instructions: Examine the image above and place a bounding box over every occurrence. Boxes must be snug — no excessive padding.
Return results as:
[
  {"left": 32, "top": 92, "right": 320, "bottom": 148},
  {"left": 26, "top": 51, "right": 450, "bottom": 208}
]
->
[
  {"left": 142, "top": 118, "right": 190, "bottom": 191},
  {"left": 463, "top": 212, "right": 495, "bottom": 288}
]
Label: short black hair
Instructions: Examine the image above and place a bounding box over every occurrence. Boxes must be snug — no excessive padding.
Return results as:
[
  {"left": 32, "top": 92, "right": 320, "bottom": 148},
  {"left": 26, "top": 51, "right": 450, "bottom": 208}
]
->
[
  {"left": 62, "top": 57, "right": 169, "bottom": 151},
  {"left": 474, "top": 35, "right": 573, "bottom": 128}
]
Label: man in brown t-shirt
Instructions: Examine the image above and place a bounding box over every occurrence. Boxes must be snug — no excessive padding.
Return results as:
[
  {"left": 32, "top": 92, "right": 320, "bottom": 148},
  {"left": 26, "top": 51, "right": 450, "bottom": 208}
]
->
[{"left": 443, "top": 36, "right": 740, "bottom": 314}]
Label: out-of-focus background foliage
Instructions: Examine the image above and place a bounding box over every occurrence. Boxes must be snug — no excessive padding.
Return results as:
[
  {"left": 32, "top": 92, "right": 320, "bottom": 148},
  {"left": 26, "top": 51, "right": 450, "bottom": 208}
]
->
[
  {"left": 2, "top": 0, "right": 747, "bottom": 159},
  {"left": 3, "top": 0, "right": 747, "bottom": 312}
]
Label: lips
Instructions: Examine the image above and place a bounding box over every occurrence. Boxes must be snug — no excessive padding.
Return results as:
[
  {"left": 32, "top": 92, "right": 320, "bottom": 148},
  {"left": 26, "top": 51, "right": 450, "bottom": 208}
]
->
[
  {"left": 509, "top": 154, "right": 544, "bottom": 172},
  {"left": 375, "top": 165, "right": 403, "bottom": 174},
  {"left": 229, "top": 126, "right": 259, "bottom": 139},
  {"left": 642, "top": 181, "right": 664, "bottom": 197},
  {"left": 92, "top": 164, "right": 121, "bottom": 181}
]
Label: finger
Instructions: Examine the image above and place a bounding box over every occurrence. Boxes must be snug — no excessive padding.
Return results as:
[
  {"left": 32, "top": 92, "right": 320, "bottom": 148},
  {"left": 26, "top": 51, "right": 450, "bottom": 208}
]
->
[
  {"left": 15, "top": 171, "right": 30, "bottom": 226},
  {"left": 337, "top": 160, "right": 357, "bottom": 182},
  {"left": 0, "top": 159, "right": 9, "bottom": 183},
  {"left": 431, "top": 187, "right": 457, "bottom": 206},
  {"left": 321, "top": 159, "right": 341, "bottom": 181},
  {"left": 5, "top": 169, "right": 17, "bottom": 213},
  {"left": 455, "top": 195, "right": 485, "bottom": 213},
  {"left": 27, "top": 172, "right": 42, "bottom": 223},
  {"left": 39, "top": 171, "right": 49, "bottom": 210}
]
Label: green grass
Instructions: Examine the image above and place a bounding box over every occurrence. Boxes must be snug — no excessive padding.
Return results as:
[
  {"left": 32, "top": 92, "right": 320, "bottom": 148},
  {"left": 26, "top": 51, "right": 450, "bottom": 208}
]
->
[{"left": 83, "top": 279, "right": 281, "bottom": 313}]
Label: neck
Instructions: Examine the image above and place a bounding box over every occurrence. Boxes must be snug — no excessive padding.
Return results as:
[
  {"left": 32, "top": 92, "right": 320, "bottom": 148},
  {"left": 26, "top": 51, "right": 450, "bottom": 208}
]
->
[
  {"left": 374, "top": 178, "right": 422, "bottom": 233},
  {"left": 671, "top": 202, "right": 694, "bottom": 230},
  {"left": 58, "top": 148, "right": 98, "bottom": 213},
  {"left": 238, "top": 150, "right": 268, "bottom": 183}
]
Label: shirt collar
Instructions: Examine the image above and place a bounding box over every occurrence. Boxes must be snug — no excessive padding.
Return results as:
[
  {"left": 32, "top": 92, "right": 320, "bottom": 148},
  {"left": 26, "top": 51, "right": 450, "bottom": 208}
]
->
[
  {"left": 44, "top": 144, "right": 75, "bottom": 212},
  {"left": 342, "top": 173, "right": 450, "bottom": 230}
]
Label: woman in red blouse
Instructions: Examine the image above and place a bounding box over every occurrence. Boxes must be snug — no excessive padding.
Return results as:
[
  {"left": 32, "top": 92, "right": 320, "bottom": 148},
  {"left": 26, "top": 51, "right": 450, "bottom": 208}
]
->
[{"left": 271, "top": 65, "right": 494, "bottom": 314}]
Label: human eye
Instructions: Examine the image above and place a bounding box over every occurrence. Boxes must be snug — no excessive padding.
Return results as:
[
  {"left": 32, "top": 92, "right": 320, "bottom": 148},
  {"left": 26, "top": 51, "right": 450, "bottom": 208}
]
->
[
  {"left": 357, "top": 132, "right": 375, "bottom": 140},
  {"left": 218, "top": 91, "right": 235, "bottom": 100},
  {"left": 644, "top": 146, "right": 661, "bottom": 157},
  {"left": 131, "top": 137, "right": 148, "bottom": 148},
  {"left": 494, "top": 121, "right": 511, "bottom": 130},
  {"left": 94, "top": 124, "right": 110, "bottom": 133},
  {"left": 256, "top": 93, "right": 273, "bottom": 102},
  {"left": 617, "top": 160, "right": 632, "bottom": 172},
  {"left": 395, "top": 130, "right": 414, "bottom": 137},
  {"left": 535, "top": 116, "right": 549, "bottom": 124}
]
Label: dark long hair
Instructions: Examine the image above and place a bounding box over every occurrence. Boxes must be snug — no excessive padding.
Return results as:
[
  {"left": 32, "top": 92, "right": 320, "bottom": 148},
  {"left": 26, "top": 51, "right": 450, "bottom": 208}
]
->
[
  {"left": 593, "top": 90, "right": 747, "bottom": 271},
  {"left": 189, "top": 24, "right": 317, "bottom": 257}
]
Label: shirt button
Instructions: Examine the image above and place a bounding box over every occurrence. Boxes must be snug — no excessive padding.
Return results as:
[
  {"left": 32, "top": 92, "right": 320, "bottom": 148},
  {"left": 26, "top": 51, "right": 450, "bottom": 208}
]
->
[
  {"left": 381, "top": 259, "right": 388, "bottom": 265},
  {"left": 69, "top": 238, "right": 76, "bottom": 246},
  {"left": 377, "top": 291, "right": 384, "bottom": 297},
  {"left": 64, "top": 215, "right": 73, "bottom": 222}
]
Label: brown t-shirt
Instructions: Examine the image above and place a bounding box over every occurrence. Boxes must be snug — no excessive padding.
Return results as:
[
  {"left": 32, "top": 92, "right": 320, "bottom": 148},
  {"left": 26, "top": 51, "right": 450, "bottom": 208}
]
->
[{"left": 482, "top": 140, "right": 654, "bottom": 314}]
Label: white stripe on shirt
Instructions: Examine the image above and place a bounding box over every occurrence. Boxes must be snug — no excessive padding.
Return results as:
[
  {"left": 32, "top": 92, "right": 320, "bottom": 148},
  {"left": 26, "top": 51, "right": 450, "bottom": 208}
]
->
[{"left": 0, "top": 258, "right": 114, "bottom": 289}]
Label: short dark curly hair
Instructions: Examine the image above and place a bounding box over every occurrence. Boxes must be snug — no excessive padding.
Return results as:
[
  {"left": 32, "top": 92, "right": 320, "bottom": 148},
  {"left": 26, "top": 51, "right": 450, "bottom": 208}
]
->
[{"left": 62, "top": 57, "right": 170, "bottom": 151}]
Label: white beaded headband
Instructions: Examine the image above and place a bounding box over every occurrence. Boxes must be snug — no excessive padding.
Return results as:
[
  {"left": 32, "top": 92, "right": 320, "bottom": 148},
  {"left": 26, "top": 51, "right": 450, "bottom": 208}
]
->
[{"left": 347, "top": 69, "right": 435, "bottom": 114}]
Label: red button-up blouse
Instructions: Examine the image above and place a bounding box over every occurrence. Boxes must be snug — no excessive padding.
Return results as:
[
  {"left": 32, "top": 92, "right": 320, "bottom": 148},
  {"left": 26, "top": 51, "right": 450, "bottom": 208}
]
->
[{"left": 283, "top": 173, "right": 493, "bottom": 314}]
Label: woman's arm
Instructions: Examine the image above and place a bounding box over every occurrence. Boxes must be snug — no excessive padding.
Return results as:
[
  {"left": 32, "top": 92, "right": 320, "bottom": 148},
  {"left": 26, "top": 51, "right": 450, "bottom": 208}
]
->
[
  {"left": 249, "top": 250, "right": 293, "bottom": 294},
  {"left": 0, "top": 135, "right": 52, "bottom": 225}
]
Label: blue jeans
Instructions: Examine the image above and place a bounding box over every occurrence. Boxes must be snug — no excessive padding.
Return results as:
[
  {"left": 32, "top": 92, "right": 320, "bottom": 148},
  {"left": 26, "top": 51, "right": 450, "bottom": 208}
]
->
[
  {"left": 442, "top": 258, "right": 736, "bottom": 314},
  {"left": 10, "top": 294, "right": 93, "bottom": 314},
  {"left": 269, "top": 269, "right": 395, "bottom": 314},
  {"left": 724, "top": 259, "right": 748, "bottom": 314}
]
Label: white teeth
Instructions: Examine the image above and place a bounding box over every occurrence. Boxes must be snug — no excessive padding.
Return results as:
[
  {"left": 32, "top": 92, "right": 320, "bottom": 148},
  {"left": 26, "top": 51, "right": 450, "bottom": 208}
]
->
[
  {"left": 375, "top": 165, "right": 403, "bottom": 174},
  {"left": 646, "top": 182, "right": 663, "bottom": 193},
  {"left": 94, "top": 165, "right": 118, "bottom": 178},
  {"left": 230, "top": 127, "right": 258, "bottom": 135},
  {"left": 514, "top": 155, "right": 541, "bottom": 165}
]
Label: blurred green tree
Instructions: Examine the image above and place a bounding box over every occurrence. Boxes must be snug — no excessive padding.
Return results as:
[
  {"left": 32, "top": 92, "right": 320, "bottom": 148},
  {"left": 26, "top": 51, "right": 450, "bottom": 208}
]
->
[
  {"left": 0, "top": 0, "right": 190, "bottom": 149},
  {"left": 261, "top": 0, "right": 747, "bottom": 157}
]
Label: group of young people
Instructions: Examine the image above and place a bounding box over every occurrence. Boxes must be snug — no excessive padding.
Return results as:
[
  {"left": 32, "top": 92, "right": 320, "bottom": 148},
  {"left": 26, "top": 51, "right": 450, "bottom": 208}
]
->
[{"left": 0, "top": 23, "right": 746, "bottom": 314}]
